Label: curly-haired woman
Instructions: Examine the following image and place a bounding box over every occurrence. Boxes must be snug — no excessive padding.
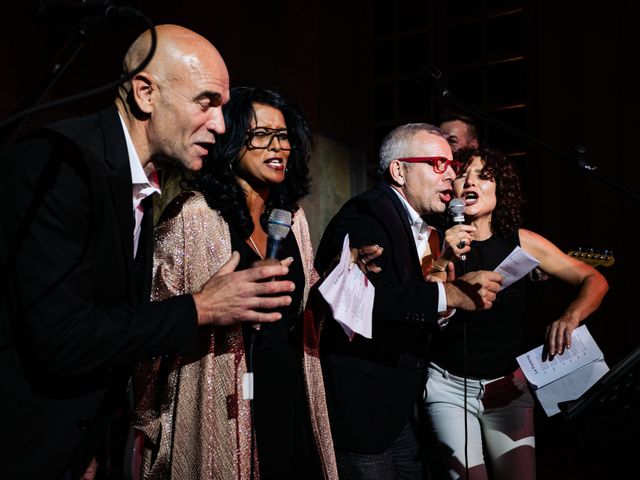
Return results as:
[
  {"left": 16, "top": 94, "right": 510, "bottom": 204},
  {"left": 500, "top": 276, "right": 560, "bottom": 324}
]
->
[{"left": 425, "top": 147, "right": 608, "bottom": 480}]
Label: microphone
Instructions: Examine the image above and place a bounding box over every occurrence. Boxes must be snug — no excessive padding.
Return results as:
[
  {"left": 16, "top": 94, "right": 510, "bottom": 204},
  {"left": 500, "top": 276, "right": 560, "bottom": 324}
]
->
[
  {"left": 250, "top": 209, "right": 291, "bottom": 335},
  {"left": 449, "top": 198, "right": 465, "bottom": 225},
  {"left": 265, "top": 209, "right": 292, "bottom": 259},
  {"left": 37, "top": 0, "right": 128, "bottom": 26},
  {"left": 448, "top": 198, "right": 467, "bottom": 264}
]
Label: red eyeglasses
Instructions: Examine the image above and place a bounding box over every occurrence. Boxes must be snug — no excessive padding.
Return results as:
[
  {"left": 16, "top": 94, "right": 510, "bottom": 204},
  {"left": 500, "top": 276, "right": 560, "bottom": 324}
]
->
[{"left": 396, "top": 157, "right": 462, "bottom": 174}]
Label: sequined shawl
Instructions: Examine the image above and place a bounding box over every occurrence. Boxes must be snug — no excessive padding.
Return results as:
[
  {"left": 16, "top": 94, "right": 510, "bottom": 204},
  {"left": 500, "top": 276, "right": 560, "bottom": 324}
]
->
[{"left": 132, "top": 191, "right": 337, "bottom": 479}]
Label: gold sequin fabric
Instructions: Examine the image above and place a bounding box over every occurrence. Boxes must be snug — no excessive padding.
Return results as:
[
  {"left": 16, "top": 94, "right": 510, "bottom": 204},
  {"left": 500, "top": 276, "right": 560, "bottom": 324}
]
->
[{"left": 132, "top": 191, "right": 337, "bottom": 479}]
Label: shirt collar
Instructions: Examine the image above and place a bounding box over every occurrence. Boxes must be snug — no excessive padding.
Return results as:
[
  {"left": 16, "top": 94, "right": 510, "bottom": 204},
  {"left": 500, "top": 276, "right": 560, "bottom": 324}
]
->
[
  {"left": 118, "top": 112, "right": 161, "bottom": 195},
  {"left": 390, "top": 187, "right": 430, "bottom": 235}
]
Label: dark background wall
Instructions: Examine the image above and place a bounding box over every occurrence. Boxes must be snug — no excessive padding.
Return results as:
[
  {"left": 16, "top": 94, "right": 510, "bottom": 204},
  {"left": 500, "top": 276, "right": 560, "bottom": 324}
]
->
[{"left": 1, "top": 1, "right": 638, "bottom": 478}]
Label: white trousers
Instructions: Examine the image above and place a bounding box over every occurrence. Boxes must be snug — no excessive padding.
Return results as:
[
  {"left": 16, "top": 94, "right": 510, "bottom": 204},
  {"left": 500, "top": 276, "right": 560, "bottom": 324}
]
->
[{"left": 425, "top": 363, "right": 536, "bottom": 480}]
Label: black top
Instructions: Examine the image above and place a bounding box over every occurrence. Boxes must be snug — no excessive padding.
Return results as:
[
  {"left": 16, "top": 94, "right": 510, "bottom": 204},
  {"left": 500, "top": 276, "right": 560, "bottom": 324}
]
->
[
  {"left": 230, "top": 226, "right": 305, "bottom": 349},
  {"left": 429, "top": 231, "right": 528, "bottom": 379},
  {"left": 230, "top": 224, "right": 322, "bottom": 479}
]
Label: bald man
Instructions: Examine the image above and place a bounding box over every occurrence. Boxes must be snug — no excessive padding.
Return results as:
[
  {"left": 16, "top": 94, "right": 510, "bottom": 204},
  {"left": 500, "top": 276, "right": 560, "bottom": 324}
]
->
[{"left": 0, "top": 25, "right": 294, "bottom": 479}]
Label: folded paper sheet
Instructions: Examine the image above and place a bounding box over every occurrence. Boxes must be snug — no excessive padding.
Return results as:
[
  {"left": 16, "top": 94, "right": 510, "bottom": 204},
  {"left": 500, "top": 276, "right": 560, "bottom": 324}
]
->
[
  {"left": 516, "top": 325, "right": 609, "bottom": 416},
  {"left": 318, "top": 234, "right": 375, "bottom": 341},
  {"left": 494, "top": 246, "right": 540, "bottom": 290}
]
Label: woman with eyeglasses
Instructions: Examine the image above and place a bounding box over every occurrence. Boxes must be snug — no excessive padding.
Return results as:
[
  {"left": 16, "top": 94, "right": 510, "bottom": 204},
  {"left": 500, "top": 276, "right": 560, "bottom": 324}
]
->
[
  {"left": 424, "top": 147, "right": 608, "bottom": 480},
  {"left": 133, "top": 87, "right": 337, "bottom": 479}
]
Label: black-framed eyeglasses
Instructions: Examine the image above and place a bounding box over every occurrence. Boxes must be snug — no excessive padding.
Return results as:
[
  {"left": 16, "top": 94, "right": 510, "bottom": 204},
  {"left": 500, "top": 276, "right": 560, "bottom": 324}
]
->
[
  {"left": 246, "top": 127, "right": 291, "bottom": 151},
  {"left": 396, "top": 156, "right": 462, "bottom": 174}
]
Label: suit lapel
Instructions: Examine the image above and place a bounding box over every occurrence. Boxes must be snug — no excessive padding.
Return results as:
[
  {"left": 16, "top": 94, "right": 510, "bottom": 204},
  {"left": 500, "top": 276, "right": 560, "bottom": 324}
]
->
[
  {"left": 375, "top": 183, "right": 424, "bottom": 279},
  {"left": 133, "top": 196, "right": 154, "bottom": 302},
  {"left": 98, "top": 108, "right": 135, "bottom": 266}
]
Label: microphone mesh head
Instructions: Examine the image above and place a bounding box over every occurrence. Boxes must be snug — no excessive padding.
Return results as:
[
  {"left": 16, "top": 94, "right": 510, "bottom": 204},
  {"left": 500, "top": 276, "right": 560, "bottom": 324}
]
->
[
  {"left": 267, "top": 209, "right": 292, "bottom": 239},
  {"left": 448, "top": 198, "right": 465, "bottom": 216}
]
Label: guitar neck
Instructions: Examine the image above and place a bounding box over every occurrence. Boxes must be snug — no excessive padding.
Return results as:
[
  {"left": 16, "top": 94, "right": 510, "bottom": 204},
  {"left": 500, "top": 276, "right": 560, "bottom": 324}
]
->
[{"left": 567, "top": 248, "right": 614, "bottom": 268}]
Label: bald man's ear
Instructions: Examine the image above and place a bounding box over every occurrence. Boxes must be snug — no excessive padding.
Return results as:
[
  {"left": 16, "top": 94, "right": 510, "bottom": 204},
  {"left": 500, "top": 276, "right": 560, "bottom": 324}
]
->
[
  {"left": 388, "top": 160, "right": 405, "bottom": 187},
  {"left": 469, "top": 138, "right": 479, "bottom": 149},
  {"left": 130, "top": 73, "right": 155, "bottom": 115}
]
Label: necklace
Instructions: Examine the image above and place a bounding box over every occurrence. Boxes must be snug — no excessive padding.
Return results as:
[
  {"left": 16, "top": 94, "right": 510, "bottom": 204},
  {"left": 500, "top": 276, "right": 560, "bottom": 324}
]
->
[{"left": 247, "top": 235, "right": 264, "bottom": 260}]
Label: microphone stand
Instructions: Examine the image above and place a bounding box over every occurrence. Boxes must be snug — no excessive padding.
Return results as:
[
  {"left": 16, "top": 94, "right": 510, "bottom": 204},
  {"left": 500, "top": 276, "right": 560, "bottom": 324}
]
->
[
  {"left": 0, "top": 6, "right": 157, "bottom": 146},
  {"left": 423, "top": 66, "right": 640, "bottom": 204},
  {"left": 0, "top": 21, "right": 99, "bottom": 146}
]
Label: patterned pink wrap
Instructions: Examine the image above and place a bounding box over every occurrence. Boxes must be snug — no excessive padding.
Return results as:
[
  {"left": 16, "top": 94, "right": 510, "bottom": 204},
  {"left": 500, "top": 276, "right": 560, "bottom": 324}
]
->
[{"left": 132, "top": 191, "right": 337, "bottom": 479}]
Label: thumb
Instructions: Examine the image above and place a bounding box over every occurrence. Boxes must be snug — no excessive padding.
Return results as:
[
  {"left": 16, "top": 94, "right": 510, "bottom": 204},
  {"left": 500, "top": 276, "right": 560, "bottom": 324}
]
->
[
  {"left": 216, "top": 251, "right": 240, "bottom": 276},
  {"left": 349, "top": 247, "right": 358, "bottom": 271},
  {"left": 280, "top": 256, "right": 294, "bottom": 268},
  {"left": 446, "top": 262, "right": 456, "bottom": 282}
]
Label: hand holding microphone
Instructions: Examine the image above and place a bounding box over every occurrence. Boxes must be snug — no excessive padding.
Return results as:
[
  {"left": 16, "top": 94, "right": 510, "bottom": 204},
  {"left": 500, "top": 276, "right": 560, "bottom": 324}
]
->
[
  {"left": 446, "top": 199, "right": 475, "bottom": 263},
  {"left": 251, "top": 208, "right": 293, "bottom": 269},
  {"left": 265, "top": 208, "right": 292, "bottom": 260},
  {"left": 251, "top": 209, "right": 293, "bottom": 329}
]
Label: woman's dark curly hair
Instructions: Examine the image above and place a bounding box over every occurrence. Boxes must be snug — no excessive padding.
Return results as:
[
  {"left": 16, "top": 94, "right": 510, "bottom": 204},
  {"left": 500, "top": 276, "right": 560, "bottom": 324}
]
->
[
  {"left": 188, "top": 86, "right": 312, "bottom": 238},
  {"left": 454, "top": 147, "right": 524, "bottom": 237}
]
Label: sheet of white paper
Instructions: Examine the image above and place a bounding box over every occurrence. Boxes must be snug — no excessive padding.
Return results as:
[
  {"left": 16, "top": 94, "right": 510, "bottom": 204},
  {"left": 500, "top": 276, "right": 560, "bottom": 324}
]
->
[
  {"left": 494, "top": 246, "right": 540, "bottom": 290},
  {"left": 318, "top": 234, "right": 375, "bottom": 340},
  {"left": 516, "top": 325, "right": 604, "bottom": 388},
  {"left": 317, "top": 235, "right": 352, "bottom": 306},
  {"left": 535, "top": 359, "right": 609, "bottom": 416}
]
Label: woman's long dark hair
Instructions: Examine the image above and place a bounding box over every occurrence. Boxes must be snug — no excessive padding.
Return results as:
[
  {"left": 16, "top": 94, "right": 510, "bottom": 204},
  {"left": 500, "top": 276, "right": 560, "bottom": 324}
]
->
[
  {"left": 454, "top": 147, "right": 524, "bottom": 237},
  {"left": 188, "top": 86, "right": 312, "bottom": 238}
]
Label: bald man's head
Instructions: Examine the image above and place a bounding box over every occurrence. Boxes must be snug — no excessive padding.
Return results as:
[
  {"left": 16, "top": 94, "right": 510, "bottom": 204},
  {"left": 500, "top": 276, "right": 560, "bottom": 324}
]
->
[{"left": 116, "top": 25, "right": 230, "bottom": 172}]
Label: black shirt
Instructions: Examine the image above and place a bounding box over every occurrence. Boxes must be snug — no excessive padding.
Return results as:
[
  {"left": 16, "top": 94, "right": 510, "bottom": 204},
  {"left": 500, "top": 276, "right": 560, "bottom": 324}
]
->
[{"left": 429, "top": 232, "right": 528, "bottom": 378}]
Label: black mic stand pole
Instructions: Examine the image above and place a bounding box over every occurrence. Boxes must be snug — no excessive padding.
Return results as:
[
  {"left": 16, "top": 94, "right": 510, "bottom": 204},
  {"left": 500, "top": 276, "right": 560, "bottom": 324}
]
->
[
  {"left": 0, "top": 6, "right": 157, "bottom": 147},
  {"left": 0, "top": 19, "right": 100, "bottom": 146},
  {"left": 424, "top": 66, "right": 640, "bottom": 204}
]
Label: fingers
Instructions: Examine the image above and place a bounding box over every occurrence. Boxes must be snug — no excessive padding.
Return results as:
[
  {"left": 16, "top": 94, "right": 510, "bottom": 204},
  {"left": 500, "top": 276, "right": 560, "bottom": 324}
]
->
[
  {"left": 451, "top": 270, "right": 503, "bottom": 311},
  {"left": 564, "top": 328, "right": 573, "bottom": 350},
  {"left": 251, "top": 291, "right": 293, "bottom": 310},
  {"left": 445, "top": 262, "right": 456, "bottom": 282},
  {"left": 359, "top": 260, "right": 382, "bottom": 274},
  {"left": 351, "top": 244, "right": 383, "bottom": 274},
  {"left": 358, "top": 244, "right": 383, "bottom": 262},
  {"left": 195, "top": 257, "right": 297, "bottom": 326},
  {"left": 251, "top": 311, "right": 284, "bottom": 323},
  {"left": 446, "top": 224, "right": 477, "bottom": 236},
  {"left": 216, "top": 251, "right": 240, "bottom": 275},
  {"left": 225, "top": 286, "right": 294, "bottom": 324},
  {"left": 349, "top": 247, "right": 359, "bottom": 265},
  {"left": 545, "top": 321, "right": 576, "bottom": 357},
  {"left": 280, "top": 256, "right": 294, "bottom": 267},
  {"left": 543, "top": 325, "right": 556, "bottom": 360},
  {"left": 445, "top": 225, "right": 476, "bottom": 252},
  {"left": 476, "top": 290, "right": 497, "bottom": 310},
  {"left": 446, "top": 232, "right": 473, "bottom": 258},
  {"left": 483, "top": 271, "right": 504, "bottom": 286},
  {"left": 243, "top": 263, "right": 292, "bottom": 283},
  {"left": 253, "top": 279, "right": 296, "bottom": 296},
  {"left": 546, "top": 324, "right": 559, "bottom": 358}
]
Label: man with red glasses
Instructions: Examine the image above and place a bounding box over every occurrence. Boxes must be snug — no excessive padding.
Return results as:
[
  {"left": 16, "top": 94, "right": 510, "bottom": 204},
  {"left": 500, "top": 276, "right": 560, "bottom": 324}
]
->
[{"left": 315, "top": 123, "right": 503, "bottom": 479}]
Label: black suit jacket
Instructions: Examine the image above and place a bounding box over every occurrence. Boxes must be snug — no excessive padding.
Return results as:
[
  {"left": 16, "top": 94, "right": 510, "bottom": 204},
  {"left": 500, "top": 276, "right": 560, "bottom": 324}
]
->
[
  {"left": 315, "top": 183, "right": 442, "bottom": 454},
  {"left": 0, "top": 108, "right": 198, "bottom": 479}
]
